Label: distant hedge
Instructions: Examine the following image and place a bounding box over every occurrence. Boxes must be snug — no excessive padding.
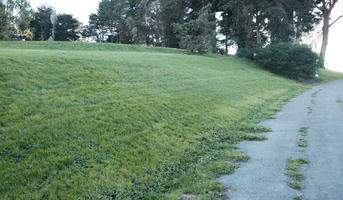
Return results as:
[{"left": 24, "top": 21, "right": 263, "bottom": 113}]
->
[{"left": 237, "top": 43, "right": 321, "bottom": 81}]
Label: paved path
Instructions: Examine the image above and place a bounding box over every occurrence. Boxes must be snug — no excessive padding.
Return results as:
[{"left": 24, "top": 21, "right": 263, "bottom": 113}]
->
[{"left": 218, "top": 79, "right": 343, "bottom": 200}]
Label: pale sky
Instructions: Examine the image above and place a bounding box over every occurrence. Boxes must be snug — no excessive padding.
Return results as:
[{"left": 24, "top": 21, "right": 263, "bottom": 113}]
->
[
  {"left": 29, "top": 0, "right": 99, "bottom": 25},
  {"left": 29, "top": 0, "right": 343, "bottom": 72},
  {"left": 325, "top": 0, "right": 343, "bottom": 72}
]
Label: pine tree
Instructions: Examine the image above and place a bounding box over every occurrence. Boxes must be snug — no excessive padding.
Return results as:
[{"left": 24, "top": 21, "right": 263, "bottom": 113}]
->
[
  {"left": 174, "top": 3, "right": 216, "bottom": 53},
  {"left": 30, "top": 5, "right": 53, "bottom": 41},
  {"left": 55, "top": 14, "right": 80, "bottom": 41}
]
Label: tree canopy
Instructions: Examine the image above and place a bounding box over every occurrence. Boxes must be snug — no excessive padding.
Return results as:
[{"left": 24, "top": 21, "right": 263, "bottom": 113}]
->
[
  {"left": 30, "top": 5, "right": 53, "bottom": 41},
  {"left": 0, "top": 0, "right": 340, "bottom": 56},
  {"left": 55, "top": 14, "right": 80, "bottom": 41}
]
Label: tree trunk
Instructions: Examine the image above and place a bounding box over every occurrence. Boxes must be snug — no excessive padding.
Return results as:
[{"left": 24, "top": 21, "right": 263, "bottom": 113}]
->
[
  {"left": 225, "top": 35, "right": 228, "bottom": 55},
  {"left": 320, "top": 12, "right": 330, "bottom": 67}
]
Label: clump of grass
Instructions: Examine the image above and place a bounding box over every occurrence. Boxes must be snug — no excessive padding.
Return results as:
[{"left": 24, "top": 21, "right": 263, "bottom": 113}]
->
[
  {"left": 235, "top": 123, "right": 272, "bottom": 133},
  {"left": 285, "top": 158, "right": 309, "bottom": 171},
  {"left": 294, "top": 193, "right": 304, "bottom": 200},
  {"left": 286, "top": 163, "right": 300, "bottom": 171},
  {"left": 312, "top": 91, "right": 319, "bottom": 98},
  {"left": 207, "top": 161, "right": 236, "bottom": 177},
  {"left": 241, "top": 133, "right": 267, "bottom": 141},
  {"left": 298, "top": 139, "right": 308, "bottom": 147},
  {"left": 288, "top": 181, "right": 304, "bottom": 190},
  {"left": 286, "top": 171, "right": 306, "bottom": 181},
  {"left": 295, "top": 158, "right": 310, "bottom": 164},
  {"left": 311, "top": 99, "right": 315, "bottom": 104},
  {"left": 299, "top": 127, "right": 309, "bottom": 136},
  {"left": 285, "top": 158, "right": 309, "bottom": 192},
  {"left": 307, "top": 106, "right": 313, "bottom": 114},
  {"left": 223, "top": 150, "right": 249, "bottom": 162},
  {"left": 337, "top": 99, "right": 343, "bottom": 104}
]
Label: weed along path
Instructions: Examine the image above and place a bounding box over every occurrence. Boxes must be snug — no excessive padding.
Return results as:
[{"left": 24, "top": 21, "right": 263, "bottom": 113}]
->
[{"left": 218, "top": 79, "right": 343, "bottom": 200}]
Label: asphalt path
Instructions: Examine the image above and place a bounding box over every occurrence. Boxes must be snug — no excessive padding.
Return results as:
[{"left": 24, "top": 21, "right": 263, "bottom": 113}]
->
[{"left": 218, "top": 79, "right": 343, "bottom": 200}]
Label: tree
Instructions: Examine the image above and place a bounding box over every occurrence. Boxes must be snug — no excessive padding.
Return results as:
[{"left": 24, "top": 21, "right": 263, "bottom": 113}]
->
[
  {"left": 314, "top": 0, "right": 342, "bottom": 65},
  {"left": 97, "top": 0, "right": 128, "bottom": 43},
  {"left": 88, "top": 0, "right": 166, "bottom": 45},
  {"left": 55, "top": 14, "right": 80, "bottom": 41},
  {"left": 174, "top": 3, "right": 216, "bottom": 53},
  {"left": 83, "top": 13, "right": 107, "bottom": 42},
  {"left": 217, "top": 0, "right": 318, "bottom": 50},
  {"left": 219, "top": 0, "right": 267, "bottom": 49},
  {"left": 160, "top": 0, "right": 186, "bottom": 48},
  {"left": 0, "top": 1, "right": 7, "bottom": 40},
  {"left": 30, "top": 5, "right": 53, "bottom": 41},
  {"left": 4, "top": 0, "right": 33, "bottom": 40}
]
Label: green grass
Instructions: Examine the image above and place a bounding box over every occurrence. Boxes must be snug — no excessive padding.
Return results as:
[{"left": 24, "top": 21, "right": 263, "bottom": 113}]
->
[
  {"left": 337, "top": 99, "right": 342, "bottom": 104},
  {"left": 299, "top": 127, "right": 309, "bottom": 137},
  {"left": 318, "top": 68, "right": 343, "bottom": 82},
  {"left": 0, "top": 41, "right": 187, "bottom": 54},
  {"left": 285, "top": 171, "right": 306, "bottom": 181},
  {"left": 288, "top": 181, "right": 304, "bottom": 190},
  {"left": 298, "top": 139, "right": 308, "bottom": 148},
  {"left": 307, "top": 106, "right": 313, "bottom": 114},
  {"left": 311, "top": 91, "right": 319, "bottom": 98},
  {"left": 294, "top": 193, "right": 304, "bottom": 200},
  {"left": 285, "top": 158, "right": 310, "bottom": 192},
  {"left": 0, "top": 41, "right": 339, "bottom": 199}
]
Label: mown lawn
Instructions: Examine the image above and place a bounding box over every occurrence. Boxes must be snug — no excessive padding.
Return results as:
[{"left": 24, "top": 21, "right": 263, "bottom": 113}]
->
[{"left": 0, "top": 42, "right": 341, "bottom": 199}]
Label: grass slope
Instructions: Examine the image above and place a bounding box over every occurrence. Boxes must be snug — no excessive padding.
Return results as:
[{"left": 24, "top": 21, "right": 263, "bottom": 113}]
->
[{"left": 0, "top": 42, "right": 341, "bottom": 199}]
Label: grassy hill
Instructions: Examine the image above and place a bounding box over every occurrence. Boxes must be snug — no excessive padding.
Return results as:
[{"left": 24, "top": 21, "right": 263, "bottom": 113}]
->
[{"left": 0, "top": 42, "right": 341, "bottom": 199}]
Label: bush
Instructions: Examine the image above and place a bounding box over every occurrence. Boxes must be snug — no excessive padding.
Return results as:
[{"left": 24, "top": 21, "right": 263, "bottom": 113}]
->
[
  {"left": 254, "top": 43, "right": 320, "bottom": 81},
  {"left": 236, "top": 47, "right": 258, "bottom": 60}
]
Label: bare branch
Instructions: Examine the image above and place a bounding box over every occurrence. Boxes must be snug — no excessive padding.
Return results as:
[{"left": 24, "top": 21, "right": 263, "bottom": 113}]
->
[
  {"left": 328, "top": 0, "right": 338, "bottom": 12},
  {"left": 329, "top": 15, "right": 343, "bottom": 27}
]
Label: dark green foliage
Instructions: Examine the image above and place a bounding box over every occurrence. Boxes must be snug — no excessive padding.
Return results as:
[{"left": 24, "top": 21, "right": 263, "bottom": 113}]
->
[
  {"left": 217, "top": 0, "right": 318, "bottom": 50},
  {"left": 254, "top": 43, "right": 320, "bottom": 80},
  {"left": 80, "top": 0, "right": 320, "bottom": 51},
  {"left": 265, "top": 0, "right": 318, "bottom": 43},
  {"left": 0, "top": 2, "right": 6, "bottom": 40},
  {"left": 159, "top": 0, "right": 186, "bottom": 48},
  {"left": 30, "top": 5, "right": 53, "bottom": 41},
  {"left": 86, "top": 0, "right": 215, "bottom": 48},
  {"left": 97, "top": 0, "right": 128, "bottom": 43},
  {"left": 218, "top": 0, "right": 269, "bottom": 49},
  {"left": 86, "top": 0, "right": 167, "bottom": 45},
  {"left": 55, "top": 14, "right": 80, "bottom": 41},
  {"left": 174, "top": 4, "right": 216, "bottom": 53},
  {"left": 6, "top": 0, "right": 34, "bottom": 40},
  {"left": 236, "top": 47, "right": 259, "bottom": 61},
  {"left": 1, "top": 0, "right": 33, "bottom": 40},
  {"left": 82, "top": 14, "right": 105, "bottom": 42}
]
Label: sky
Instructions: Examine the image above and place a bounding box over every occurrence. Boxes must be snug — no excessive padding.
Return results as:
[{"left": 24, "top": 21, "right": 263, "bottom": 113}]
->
[
  {"left": 29, "top": 0, "right": 343, "bottom": 72},
  {"left": 325, "top": 1, "right": 343, "bottom": 72},
  {"left": 29, "top": 0, "right": 99, "bottom": 25}
]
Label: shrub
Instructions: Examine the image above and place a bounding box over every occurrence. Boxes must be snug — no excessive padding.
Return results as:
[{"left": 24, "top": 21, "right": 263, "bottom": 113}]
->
[
  {"left": 254, "top": 43, "right": 320, "bottom": 81},
  {"left": 236, "top": 47, "right": 258, "bottom": 60}
]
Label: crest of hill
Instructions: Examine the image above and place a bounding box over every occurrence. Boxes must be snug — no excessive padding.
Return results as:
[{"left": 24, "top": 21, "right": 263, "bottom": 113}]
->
[{"left": 0, "top": 41, "right": 188, "bottom": 54}]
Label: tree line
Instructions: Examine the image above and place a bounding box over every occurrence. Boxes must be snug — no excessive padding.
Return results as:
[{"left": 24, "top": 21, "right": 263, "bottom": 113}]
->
[
  {"left": 0, "top": 0, "right": 341, "bottom": 63},
  {"left": 0, "top": 0, "right": 80, "bottom": 41}
]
